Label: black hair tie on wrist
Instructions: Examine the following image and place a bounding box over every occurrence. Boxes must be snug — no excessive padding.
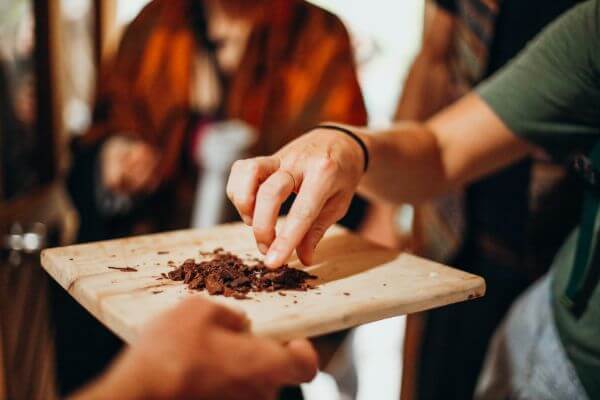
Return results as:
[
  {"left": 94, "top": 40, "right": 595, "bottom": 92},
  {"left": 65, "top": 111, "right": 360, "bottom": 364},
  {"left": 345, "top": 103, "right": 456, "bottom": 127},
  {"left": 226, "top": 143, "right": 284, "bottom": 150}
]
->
[{"left": 313, "top": 124, "right": 369, "bottom": 172}]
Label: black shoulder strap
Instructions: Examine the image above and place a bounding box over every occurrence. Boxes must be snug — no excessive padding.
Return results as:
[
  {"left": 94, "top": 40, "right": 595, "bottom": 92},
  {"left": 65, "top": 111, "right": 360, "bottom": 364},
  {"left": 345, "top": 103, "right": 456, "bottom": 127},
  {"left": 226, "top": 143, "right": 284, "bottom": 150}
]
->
[{"left": 562, "top": 142, "right": 600, "bottom": 317}]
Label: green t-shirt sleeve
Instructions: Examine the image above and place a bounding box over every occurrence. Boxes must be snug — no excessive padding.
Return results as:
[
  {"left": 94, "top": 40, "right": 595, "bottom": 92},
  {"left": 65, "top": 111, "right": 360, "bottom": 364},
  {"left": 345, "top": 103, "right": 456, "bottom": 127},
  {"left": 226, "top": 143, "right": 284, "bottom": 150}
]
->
[{"left": 478, "top": 0, "right": 600, "bottom": 159}]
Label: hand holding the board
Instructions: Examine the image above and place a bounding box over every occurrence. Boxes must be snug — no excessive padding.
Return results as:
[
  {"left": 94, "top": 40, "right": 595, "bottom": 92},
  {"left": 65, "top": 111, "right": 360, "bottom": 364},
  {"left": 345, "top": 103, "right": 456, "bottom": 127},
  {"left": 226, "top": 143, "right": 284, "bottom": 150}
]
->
[
  {"left": 227, "top": 125, "right": 369, "bottom": 268},
  {"left": 71, "top": 297, "right": 318, "bottom": 400}
]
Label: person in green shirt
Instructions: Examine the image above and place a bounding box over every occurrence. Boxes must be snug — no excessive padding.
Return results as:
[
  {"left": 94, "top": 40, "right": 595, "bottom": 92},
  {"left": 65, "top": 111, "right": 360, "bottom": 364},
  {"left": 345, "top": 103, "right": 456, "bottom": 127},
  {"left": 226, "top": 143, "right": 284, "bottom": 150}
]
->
[{"left": 226, "top": 0, "right": 600, "bottom": 398}]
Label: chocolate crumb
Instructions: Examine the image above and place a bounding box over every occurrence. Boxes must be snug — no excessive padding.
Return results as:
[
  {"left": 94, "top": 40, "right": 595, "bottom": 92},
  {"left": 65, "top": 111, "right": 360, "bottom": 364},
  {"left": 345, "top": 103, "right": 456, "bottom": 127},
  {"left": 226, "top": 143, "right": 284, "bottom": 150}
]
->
[
  {"left": 343, "top": 292, "right": 350, "bottom": 296},
  {"left": 152, "top": 290, "right": 163, "bottom": 294},
  {"left": 108, "top": 266, "right": 138, "bottom": 272},
  {"left": 69, "top": 258, "right": 74, "bottom": 261},
  {"left": 293, "top": 300, "right": 298, "bottom": 304},
  {"left": 157, "top": 251, "right": 169, "bottom": 255},
  {"left": 164, "top": 248, "right": 317, "bottom": 300},
  {"left": 278, "top": 292, "right": 287, "bottom": 297}
]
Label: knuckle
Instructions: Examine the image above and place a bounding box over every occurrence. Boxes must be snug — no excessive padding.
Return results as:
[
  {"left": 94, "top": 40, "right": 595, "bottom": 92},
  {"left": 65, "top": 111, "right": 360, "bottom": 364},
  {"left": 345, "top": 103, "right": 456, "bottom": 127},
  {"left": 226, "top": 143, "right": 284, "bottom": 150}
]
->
[
  {"left": 311, "top": 223, "right": 328, "bottom": 238},
  {"left": 333, "top": 204, "right": 350, "bottom": 221},
  {"left": 199, "top": 302, "right": 220, "bottom": 321},
  {"left": 243, "top": 159, "right": 261, "bottom": 176},
  {"left": 231, "top": 159, "right": 244, "bottom": 171},
  {"left": 314, "top": 157, "right": 339, "bottom": 174},
  {"left": 258, "top": 182, "right": 285, "bottom": 200},
  {"left": 253, "top": 223, "right": 272, "bottom": 238}
]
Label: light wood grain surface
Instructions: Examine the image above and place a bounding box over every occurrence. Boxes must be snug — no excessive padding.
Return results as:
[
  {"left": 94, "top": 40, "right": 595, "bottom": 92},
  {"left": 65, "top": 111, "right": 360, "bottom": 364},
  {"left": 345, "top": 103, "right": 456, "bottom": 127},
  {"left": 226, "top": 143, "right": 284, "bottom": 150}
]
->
[{"left": 41, "top": 223, "right": 485, "bottom": 343}]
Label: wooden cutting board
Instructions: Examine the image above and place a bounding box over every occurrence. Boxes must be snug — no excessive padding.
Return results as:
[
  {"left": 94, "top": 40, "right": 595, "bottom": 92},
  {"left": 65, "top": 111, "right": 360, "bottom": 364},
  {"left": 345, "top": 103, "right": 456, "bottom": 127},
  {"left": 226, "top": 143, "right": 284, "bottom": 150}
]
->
[{"left": 41, "top": 223, "right": 485, "bottom": 343}]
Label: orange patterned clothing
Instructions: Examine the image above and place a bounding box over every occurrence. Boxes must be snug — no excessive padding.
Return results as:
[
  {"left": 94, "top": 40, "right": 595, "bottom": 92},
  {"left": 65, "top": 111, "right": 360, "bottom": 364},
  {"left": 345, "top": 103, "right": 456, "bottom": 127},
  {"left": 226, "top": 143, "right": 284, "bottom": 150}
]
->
[{"left": 84, "top": 0, "right": 367, "bottom": 185}]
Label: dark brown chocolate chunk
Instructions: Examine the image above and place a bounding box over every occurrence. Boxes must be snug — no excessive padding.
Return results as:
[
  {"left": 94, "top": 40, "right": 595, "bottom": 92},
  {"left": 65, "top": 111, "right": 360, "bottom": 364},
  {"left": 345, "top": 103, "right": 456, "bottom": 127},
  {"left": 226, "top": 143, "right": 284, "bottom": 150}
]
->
[
  {"left": 157, "top": 251, "right": 169, "bottom": 255},
  {"left": 164, "top": 248, "right": 317, "bottom": 299},
  {"left": 108, "top": 266, "right": 138, "bottom": 272}
]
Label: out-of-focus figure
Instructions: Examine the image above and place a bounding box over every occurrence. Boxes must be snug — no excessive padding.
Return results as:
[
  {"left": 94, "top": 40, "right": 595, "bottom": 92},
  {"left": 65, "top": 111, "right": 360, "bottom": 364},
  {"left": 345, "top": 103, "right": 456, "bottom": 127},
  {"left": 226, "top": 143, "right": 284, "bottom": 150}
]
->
[{"left": 70, "top": 0, "right": 367, "bottom": 242}]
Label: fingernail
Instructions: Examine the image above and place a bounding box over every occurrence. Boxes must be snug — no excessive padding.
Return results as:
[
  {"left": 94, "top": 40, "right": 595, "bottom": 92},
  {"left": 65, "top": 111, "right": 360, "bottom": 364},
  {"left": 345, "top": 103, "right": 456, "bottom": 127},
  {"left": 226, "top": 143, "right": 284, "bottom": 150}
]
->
[
  {"left": 265, "top": 251, "right": 278, "bottom": 267},
  {"left": 258, "top": 243, "right": 268, "bottom": 254}
]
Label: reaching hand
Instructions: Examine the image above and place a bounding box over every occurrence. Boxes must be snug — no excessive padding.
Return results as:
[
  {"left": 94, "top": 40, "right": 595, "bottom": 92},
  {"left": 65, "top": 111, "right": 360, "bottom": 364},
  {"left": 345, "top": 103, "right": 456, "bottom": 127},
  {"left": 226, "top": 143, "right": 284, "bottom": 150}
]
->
[
  {"left": 227, "top": 126, "right": 368, "bottom": 268},
  {"left": 72, "top": 297, "right": 318, "bottom": 400}
]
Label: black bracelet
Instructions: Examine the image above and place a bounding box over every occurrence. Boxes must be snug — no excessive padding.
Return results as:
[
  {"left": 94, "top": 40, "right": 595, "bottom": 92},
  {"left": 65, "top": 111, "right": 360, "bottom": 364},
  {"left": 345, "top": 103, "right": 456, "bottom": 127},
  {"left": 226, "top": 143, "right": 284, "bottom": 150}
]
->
[{"left": 313, "top": 124, "right": 369, "bottom": 172}]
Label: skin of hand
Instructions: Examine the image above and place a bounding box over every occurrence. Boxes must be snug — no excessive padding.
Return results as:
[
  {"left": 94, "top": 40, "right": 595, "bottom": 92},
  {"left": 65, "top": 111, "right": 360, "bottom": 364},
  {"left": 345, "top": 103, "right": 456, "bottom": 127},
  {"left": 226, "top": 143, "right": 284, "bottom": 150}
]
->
[
  {"left": 70, "top": 297, "right": 318, "bottom": 400},
  {"left": 101, "top": 137, "right": 161, "bottom": 196},
  {"left": 227, "top": 127, "right": 367, "bottom": 267},
  {"left": 227, "top": 94, "right": 535, "bottom": 269}
]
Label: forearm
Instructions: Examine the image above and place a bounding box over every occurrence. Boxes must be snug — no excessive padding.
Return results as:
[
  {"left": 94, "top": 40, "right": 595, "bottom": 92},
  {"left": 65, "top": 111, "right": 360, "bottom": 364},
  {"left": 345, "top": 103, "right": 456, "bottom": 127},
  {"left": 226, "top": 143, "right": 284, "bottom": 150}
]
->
[
  {"left": 68, "top": 351, "right": 154, "bottom": 400},
  {"left": 357, "top": 94, "right": 535, "bottom": 205},
  {"left": 356, "top": 122, "right": 447, "bottom": 204}
]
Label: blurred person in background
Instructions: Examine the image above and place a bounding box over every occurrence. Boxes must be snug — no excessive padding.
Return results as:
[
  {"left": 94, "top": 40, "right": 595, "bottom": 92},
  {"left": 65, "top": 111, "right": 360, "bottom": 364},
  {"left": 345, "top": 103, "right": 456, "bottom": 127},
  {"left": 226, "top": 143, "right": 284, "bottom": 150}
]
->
[
  {"left": 70, "top": 0, "right": 367, "bottom": 242},
  {"left": 61, "top": 0, "right": 367, "bottom": 395},
  {"left": 392, "top": 1, "right": 582, "bottom": 398}
]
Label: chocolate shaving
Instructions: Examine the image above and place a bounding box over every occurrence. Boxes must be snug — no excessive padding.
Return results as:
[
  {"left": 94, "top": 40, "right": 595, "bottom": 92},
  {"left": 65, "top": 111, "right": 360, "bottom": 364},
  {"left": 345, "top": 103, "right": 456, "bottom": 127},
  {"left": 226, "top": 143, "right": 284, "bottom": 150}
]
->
[
  {"left": 108, "top": 266, "right": 138, "bottom": 272},
  {"left": 165, "top": 249, "right": 317, "bottom": 299}
]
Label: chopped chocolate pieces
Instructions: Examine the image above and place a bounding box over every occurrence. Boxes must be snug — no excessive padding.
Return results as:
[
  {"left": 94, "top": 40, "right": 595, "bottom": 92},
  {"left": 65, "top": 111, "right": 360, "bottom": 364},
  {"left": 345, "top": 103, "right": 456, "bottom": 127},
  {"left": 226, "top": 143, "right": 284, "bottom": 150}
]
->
[
  {"left": 343, "top": 292, "right": 351, "bottom": 296},
  {"left": 157, "top": 251, "right": 169, "bottom": 255},
  {"left": 165, "top": 249, "right": 317, "bottom": 299},
  {"left": 108, "top": 266, "right": 138, "bottom": 272},
  {"left": 152, "top": 290, "right": 163, "bottom": 295}
]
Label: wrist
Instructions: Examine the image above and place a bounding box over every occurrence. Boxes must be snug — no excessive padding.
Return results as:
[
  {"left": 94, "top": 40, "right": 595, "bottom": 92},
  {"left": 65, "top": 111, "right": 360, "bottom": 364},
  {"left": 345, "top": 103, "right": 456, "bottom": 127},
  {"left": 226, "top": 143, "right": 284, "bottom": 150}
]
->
[
  {"left": 313, "top": 123, "right": 371, "bottom": 173},
  {"left": 70, "top": 352, "right": 157, "bottom": 400}
]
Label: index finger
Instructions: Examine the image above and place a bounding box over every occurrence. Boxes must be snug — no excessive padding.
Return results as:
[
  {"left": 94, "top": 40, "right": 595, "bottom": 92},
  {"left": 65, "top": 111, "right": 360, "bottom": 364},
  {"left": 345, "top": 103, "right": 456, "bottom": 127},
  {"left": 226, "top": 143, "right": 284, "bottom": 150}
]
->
[
  {"left": 226, "top": 157, "right": 280, "bottom": 225},
  {"left": 264, "top": 172, "right": 334, "bottom": 268}
]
